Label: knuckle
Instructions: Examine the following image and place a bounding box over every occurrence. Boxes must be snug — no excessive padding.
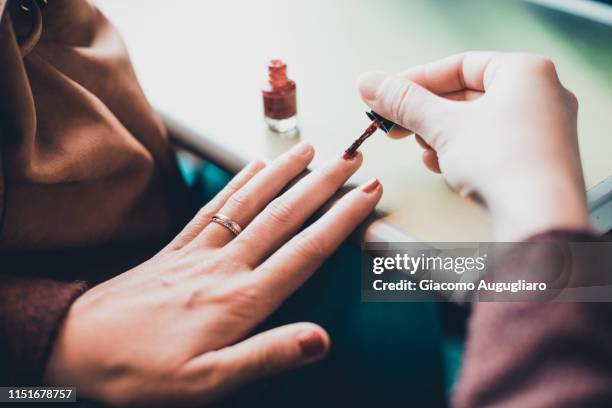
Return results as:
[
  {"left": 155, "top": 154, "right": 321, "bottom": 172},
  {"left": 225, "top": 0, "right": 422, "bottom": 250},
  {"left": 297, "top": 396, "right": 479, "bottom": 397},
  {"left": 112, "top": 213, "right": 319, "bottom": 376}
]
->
[
  {"left": 227, "top": 277, "right": 276, "bottom": 318},
  {"left": 254, "top": 345, "right": 277, "bottom": 376},
  {"left": 530, "top": 56, "right": 557, "bottom": 75},
  {"left": 231, "top": 276, "right": 263, "bottom": 306},
  {"left": 193, "top": 206, "right": 214, "bottom": 223},
  {"left": 565, "top": 89, "right": 579, "bottom": 110},
  {"left": 294, "top": 231, "right": 327, "bottom": 260},
  {"left": 394, "top": 80, "right": 435, "bottom": 136},
  {"left": 235, "top": 160, "right": 266, "bottom": 184},
  {"left": 191, "top": 354, "right": 223, "bottom": 394},
  {"left": 225, "top": 180, "right": 243, "bottom": 196},
  {"left": 249, "top": 159, "right": 267, "bottom": 172},
  {"left": 265, "top": 198, "right": 296, "bottom": 225},
  {"left": 186, "top": 274, "right": 263, "bottom": 316},
  {"left": 233, "top": 273, "right": 286, "bottom": 317},
  {"left": 227, "top": 189, "right": 253, "bottom": 212},
  {"left": 234, "top": 279, "right": 262, "bottom": 304},
  {"left": 394, "top": 79, "right": 417, "bottom": 124},
  {"left": 509, "top": 53, "right": 556, "bottom": 74},
  {"left": 184, "top": 286, "right": 210, "bottom": 310}
]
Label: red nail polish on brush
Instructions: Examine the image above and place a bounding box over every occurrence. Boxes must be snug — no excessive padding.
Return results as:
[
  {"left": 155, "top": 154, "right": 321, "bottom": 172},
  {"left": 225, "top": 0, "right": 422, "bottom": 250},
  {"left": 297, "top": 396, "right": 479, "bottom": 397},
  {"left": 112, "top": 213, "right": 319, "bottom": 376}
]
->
[
  {"left": 262, "top": 59, "right": 298, "bottom": 134},
  {"left": 343, "top": 111, "right": 396, "bottom": 159}
]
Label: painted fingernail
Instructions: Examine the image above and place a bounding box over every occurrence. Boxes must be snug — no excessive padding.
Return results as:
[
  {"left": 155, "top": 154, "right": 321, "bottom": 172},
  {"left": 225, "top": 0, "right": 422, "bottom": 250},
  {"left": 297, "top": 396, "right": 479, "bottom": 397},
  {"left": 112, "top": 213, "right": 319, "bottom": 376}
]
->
[
  {"left": 342, "top": 150, "right": 360, "bottom": 161},
  {"left": 291, "top": 141, "right": 313, "bottom": 157},
  {"left": 358, "top": 71, "right": 388, "bottom": 102},
  {"left": 361, "top": 177, "right": 380, "bottom": 193},
  {"left": 297, "top": 330, "right": 325, "bottom": 358}
]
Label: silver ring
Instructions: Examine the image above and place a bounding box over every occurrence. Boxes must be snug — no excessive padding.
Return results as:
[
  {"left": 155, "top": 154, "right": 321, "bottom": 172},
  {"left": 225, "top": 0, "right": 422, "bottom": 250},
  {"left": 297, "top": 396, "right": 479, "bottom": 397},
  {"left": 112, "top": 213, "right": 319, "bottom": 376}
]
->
[{"left": 211, "top": 214, "right": 242, "bottom": 236}]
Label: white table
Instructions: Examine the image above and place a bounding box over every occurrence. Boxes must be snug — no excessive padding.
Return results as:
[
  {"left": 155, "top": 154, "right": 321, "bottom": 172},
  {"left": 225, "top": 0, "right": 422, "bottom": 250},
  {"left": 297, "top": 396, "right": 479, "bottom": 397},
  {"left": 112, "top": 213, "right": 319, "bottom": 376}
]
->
[{"left": 96, "top": 0, "right": 612, "bottom": 242}]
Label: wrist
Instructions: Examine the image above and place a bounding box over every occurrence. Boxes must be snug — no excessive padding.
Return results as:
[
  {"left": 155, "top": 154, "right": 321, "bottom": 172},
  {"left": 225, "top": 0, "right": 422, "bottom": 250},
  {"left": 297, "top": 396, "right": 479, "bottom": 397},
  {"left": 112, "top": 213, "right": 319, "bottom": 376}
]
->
[{"left": 484, "top": 171, "right": 590, "bottom": 241}]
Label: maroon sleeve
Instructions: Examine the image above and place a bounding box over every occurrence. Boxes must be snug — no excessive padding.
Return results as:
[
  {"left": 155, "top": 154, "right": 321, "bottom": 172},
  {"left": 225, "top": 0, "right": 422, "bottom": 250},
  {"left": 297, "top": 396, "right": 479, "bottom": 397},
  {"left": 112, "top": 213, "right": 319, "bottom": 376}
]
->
[
  {"left": 0, "top": 275, "right": 87, "bottom": 385},
  {"left": 453, "top": 230, "right": 612, "bottom": 407}
]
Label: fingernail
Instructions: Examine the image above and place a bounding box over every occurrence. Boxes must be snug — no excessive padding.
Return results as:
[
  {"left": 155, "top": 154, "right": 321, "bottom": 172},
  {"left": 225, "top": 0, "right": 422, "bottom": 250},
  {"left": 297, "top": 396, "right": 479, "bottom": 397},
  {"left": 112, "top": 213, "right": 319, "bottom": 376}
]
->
[
  {"left": 342, "top": 150, "right": 360, "bottom": 161},
  {"left": 358, "top": 71, "right": 388, "bottom": 102},
  {"left": 291, "top": 141, "right": 313, "bottom": 157},
  {"left": 342, "top": 151, "right": 355, "bottom": 160},
  {"left": 297, "top": 330, "right": 325, "bottom": 358},
  {"left": 361, "top": 177, "right": 380, "bottom": 193}
]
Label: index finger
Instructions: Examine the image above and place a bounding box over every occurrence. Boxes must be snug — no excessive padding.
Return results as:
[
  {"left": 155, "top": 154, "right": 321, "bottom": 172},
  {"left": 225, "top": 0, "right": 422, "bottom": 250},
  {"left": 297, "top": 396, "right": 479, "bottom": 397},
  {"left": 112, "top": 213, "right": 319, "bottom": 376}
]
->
[
  {"left": 382, "top": 52, "right": 499, "bottom": 140},
  {"left": 397, "top": 51, "right": 500, "bottom": 95}
]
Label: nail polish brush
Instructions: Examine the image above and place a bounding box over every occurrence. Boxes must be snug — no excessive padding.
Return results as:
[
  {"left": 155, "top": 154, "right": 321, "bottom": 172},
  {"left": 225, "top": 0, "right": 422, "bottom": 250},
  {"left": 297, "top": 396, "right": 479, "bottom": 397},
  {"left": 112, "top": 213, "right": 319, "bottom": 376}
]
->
[{"left": 343, "top": 111, "right": 396, "bottom": 159}]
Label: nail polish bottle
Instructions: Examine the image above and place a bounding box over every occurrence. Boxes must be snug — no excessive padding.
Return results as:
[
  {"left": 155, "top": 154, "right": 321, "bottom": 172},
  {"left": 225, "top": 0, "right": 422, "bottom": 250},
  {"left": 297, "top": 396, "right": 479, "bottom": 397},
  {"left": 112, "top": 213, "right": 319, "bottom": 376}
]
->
[{"left": 262, "top": 59, "right": 298, "bottom": 134}]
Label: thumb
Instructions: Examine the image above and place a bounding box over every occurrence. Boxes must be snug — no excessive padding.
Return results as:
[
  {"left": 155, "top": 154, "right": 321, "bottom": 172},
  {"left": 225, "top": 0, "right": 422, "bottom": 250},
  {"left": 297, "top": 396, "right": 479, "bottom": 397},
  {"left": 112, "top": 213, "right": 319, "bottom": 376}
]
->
[
  {"left": 358, "top": 71, "right": 457, "bottom": 149},
  {"left": 188, "top": 323, "right": 329, "bottom": 399}
]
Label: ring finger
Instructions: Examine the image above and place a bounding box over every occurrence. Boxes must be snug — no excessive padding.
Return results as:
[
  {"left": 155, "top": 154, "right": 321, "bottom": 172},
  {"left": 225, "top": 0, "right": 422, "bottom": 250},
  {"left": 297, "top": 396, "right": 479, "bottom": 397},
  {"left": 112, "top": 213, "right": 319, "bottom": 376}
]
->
[
  {"left": 228, "top": 152, "right": 363, "bottom": 267},
  {"left": 195, "top": 141, "right": 314, "bottom": 247}
]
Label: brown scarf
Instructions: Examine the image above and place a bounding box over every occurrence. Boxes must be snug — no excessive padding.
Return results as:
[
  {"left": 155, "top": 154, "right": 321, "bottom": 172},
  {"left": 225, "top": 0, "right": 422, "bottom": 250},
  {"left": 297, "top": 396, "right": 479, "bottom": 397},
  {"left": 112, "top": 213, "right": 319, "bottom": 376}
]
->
[{"left": 0, "top": 0, "right": 191, "bottom": 260}]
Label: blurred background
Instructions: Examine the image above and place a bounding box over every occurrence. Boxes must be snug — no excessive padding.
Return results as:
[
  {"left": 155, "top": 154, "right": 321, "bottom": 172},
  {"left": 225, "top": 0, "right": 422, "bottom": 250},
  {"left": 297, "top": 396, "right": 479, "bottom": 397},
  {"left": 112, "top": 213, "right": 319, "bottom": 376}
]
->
[{"left": 94, "top": 0, "right": 612, "bottom": 241}]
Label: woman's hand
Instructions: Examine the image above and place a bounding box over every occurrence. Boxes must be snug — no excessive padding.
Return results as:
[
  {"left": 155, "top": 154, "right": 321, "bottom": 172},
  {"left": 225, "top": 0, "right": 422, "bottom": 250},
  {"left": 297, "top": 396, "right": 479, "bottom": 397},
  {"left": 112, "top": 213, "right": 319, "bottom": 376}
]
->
[
  {"left": 44, "top": 143, "right": 382, "bottom": 407},
  {"left": 358, "top": 51, "right": 590, "bottom": 240}
]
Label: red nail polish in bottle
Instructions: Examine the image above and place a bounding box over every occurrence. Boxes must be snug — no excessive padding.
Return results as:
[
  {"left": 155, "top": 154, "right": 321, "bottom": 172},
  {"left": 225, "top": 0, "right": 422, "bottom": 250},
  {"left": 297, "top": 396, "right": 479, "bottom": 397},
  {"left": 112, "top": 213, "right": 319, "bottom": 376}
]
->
[{"left": 262, "top": 59, "right": 298, "bottom": 134}]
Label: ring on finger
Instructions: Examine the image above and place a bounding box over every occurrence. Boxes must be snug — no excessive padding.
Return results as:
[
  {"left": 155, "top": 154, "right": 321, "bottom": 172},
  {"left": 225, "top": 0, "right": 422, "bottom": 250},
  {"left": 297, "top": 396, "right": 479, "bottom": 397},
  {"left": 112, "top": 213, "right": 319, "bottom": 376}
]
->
[{"left": 211, "top": 214, "right": 243, "bottom": 237}]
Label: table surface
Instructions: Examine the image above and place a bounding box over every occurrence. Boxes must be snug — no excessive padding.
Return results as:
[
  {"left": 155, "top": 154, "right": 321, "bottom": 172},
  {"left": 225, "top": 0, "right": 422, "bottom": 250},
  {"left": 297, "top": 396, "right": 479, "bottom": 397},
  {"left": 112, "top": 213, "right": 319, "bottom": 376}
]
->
[{"left": 96, "top": 0, "right": 612, "bottom": 242}]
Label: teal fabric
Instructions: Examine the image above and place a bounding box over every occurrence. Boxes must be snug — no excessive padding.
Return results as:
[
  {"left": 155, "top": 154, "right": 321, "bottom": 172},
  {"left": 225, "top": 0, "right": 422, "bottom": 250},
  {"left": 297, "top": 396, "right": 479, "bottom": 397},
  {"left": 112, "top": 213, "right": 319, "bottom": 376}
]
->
[
  {"left": 179, "top": 157, "right": 450, "bottom": 407},
  {"left": 442, "top": 335, "right": 465, "bottom": 397}
]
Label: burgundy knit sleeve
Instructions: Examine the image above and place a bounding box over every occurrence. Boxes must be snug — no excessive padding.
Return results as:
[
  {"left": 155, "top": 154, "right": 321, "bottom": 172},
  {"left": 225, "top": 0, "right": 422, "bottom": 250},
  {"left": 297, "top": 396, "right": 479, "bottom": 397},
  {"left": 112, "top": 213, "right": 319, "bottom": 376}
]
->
[
  {"left": 0, "top": 275, "right": 87, "bottom": 385},
  {"left": 453, "top": 230, "right": 612, "bottom": 408}
]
